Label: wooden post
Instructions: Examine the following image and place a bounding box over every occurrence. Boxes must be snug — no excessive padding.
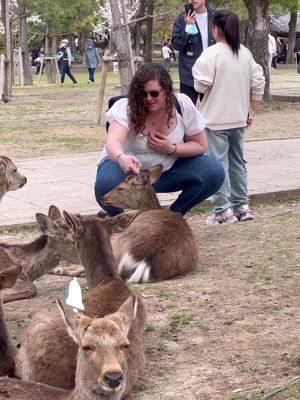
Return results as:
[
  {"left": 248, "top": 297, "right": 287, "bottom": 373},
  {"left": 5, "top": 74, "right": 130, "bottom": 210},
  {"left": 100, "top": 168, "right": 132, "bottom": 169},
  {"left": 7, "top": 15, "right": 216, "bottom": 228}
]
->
[
  {"left": 94, "top": 58, "right": 109, "bottom": 126},
  {"left": 18, "top": 46, "right": 25, "bottom": 86},
  {"left": 0, "top": 55, "right": 5, "bottom": 98}
]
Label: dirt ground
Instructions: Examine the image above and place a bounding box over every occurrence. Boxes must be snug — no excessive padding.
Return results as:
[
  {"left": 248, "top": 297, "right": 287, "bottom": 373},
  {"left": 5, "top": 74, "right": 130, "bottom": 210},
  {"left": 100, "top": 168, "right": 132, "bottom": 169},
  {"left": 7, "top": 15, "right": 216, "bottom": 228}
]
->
[{"left": 1, "top": 200, "right": 300, "bottom": 400}]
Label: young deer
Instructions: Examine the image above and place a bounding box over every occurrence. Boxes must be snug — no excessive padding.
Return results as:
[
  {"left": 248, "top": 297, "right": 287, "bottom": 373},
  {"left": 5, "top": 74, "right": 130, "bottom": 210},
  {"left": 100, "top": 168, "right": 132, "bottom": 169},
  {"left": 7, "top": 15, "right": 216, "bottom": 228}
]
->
[
  {"left": 15, "top": 211, "right": 146, "bottom": 397},
  {"left": 0, "top": 156, "right": 27, "bottom": 202},
  {"left": 0, "top": 264, "right": 22, "bottom": 377},
  {"left": 0, "top": 294, "right": 142, "bottom": 400},
  {"left": 0, "top": 205, "right": 82, "bottom": 303},
  {"left": 101, "top": 164, "right": 200, "bottom": 283}
]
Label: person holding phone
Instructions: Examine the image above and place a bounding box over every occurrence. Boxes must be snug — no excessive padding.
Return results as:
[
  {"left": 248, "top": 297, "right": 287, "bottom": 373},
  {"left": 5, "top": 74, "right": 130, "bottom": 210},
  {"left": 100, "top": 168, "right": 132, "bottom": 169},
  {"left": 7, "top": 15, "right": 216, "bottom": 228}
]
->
[
  {"left": 192, "top": 10, "right": 265, "bottom": 225},
  {"left": 171, "top": 0, "right": 216, "bottom": 105}
]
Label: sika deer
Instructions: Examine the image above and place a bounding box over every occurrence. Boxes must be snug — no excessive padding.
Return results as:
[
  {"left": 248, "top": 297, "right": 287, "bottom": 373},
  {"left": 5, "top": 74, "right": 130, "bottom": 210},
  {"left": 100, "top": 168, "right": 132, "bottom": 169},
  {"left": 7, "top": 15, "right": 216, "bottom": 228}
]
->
[
  {"left": 0, "top": 205, "right": 81, "bottom": 303},
  {"left": 101, "top": 164, "right": 200, "bottom": 283},
  {"left": 15, "top": 211, "right": 146, "bottom": 396},
  {"left": 0, "top": 264, "right": 22, "bottom": 377},
  {"left": 0, "top": 295, "right": 142, "bottom": 400},
  {"left": 0, "top": 156, "right": 27, "bottom": 202}
]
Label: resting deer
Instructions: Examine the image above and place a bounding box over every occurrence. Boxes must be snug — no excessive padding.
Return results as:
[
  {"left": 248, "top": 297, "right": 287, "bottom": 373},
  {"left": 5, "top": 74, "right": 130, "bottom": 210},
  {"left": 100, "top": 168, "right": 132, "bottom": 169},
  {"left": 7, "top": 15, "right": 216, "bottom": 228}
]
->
[
  {"left": 0, "top": 205, "right": 82, "bottom": 303},
  {"left": 15, "top": 211, "right": 146, "bottom": 397},
  {"left": 0, "top": 264, "right": 22, "bottom": 377},
  {"left": 0, "top": 292, "right": 142, "bottom": 400},
  {"left": 101, "top": 164, "right": 200, "bottom": 283},
  {"left": 0, "top": 156, "right": 27, "bottom": 203}
]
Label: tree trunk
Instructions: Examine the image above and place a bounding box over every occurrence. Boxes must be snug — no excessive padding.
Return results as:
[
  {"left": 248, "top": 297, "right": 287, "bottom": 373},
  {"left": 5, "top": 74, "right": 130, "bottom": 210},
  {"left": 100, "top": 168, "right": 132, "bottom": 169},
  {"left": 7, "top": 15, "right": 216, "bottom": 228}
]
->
[
  {"left": 18, "top": 0, "right": 33, "bottom": 85},
  {"left": 144, "top": 0, "right": 153, "bottom": 62},
  {"left": 109, "top": 0, "right": 133, "bottom": 94},
  {"left": 287, "top": 11, "right": 297, "bottom": 64},
  {"left": 243, "top": 0, "right": 270, "bottom": 101},
  {"left": 1, "top": 0, "right": 12, "bottom": 99}
]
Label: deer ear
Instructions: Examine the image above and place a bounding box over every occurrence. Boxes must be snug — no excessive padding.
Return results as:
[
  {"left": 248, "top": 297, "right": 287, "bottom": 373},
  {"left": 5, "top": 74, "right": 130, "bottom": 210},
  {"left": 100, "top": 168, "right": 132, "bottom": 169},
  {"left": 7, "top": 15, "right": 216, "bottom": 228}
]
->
[
  {"left": 107, "top": 210, "right": 141, "bottom": 233},
  {"left": 116, "top": 295, "right": 138, "bottom": 336},
  {"left": 149, "top": 164, "right": 163, "bottom": 184},
  {"left": 36, "top": 213, "right": 56, "bottom": 236},
  {"left": 48, "top": 205, "right": 62, "bottom": 221},
  {"left": 0, "top": 161, "right": 6, "bottom": 175},
  {"left": 56, "top": 299, "right": 90, "bottom": 343},
  {"left": 63, "top": 211, "right": 83, "bottom": 237},
  {"left": 0, "top": 265, "right": 22, "bottom": 290}
]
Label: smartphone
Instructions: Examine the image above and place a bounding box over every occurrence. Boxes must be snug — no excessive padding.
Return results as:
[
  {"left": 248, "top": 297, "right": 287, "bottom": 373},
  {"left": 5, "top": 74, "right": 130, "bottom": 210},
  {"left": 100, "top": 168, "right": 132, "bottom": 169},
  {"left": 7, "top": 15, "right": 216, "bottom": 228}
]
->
[{"left": 185, "top": 3, "right": 194, "bottom": 15}]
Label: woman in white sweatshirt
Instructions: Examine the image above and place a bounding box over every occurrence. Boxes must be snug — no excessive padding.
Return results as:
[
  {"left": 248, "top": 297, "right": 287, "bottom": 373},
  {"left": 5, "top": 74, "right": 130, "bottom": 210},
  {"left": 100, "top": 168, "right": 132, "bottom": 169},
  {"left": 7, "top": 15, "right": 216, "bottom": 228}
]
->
[{"left": 192, "top": 10, "right": 265, "bottom": 225}]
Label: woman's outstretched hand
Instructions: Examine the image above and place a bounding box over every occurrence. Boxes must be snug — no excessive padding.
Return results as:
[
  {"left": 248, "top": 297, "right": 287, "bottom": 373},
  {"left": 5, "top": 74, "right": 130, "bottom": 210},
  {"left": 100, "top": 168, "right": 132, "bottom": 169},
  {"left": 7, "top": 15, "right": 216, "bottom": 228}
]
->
[{"left": 117, "top": 154, "right": 142, "bottom": 174}]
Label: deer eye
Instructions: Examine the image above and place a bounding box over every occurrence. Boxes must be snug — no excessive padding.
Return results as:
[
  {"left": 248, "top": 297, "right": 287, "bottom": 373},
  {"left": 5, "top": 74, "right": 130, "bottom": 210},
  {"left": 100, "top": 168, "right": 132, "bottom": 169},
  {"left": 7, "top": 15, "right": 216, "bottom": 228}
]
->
[
  {"left": 82, "top": 345, "right": 94, "bottom": 352},
  {"left": 13, "top": 169, "right": 17, "bottom": 173}
]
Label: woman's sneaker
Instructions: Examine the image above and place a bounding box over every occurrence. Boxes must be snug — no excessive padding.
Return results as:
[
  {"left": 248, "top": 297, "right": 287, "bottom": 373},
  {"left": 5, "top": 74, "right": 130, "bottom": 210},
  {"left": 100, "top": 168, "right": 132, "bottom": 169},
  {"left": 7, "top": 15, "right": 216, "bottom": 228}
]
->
[
  {"left": 234, "top": 204, "right": 254, "bottom": 222},
  {"left": 206, "top": 208, "right": 238, "bottom": 225}
]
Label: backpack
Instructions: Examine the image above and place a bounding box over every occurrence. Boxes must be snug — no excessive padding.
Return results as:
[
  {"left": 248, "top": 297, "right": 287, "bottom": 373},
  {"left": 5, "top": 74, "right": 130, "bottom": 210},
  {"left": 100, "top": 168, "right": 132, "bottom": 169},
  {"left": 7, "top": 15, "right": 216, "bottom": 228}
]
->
[{"left": 106, "top": 94, "right": 182, "bottom": 132}]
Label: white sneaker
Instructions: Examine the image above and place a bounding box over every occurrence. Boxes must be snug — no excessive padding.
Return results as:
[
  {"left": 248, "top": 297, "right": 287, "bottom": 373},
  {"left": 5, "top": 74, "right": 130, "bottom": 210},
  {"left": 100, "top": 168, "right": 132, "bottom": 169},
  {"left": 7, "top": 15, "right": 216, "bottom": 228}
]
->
[{"left": 234, "top": 204, "right": 254, "bottom": 222}]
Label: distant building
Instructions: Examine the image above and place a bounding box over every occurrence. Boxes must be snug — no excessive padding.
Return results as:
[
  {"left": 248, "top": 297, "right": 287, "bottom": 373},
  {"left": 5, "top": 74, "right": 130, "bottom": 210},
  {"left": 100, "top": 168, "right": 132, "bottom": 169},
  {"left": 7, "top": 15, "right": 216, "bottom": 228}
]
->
[{"left": 270, "top": 12, "right": 300, "bottom": 38}]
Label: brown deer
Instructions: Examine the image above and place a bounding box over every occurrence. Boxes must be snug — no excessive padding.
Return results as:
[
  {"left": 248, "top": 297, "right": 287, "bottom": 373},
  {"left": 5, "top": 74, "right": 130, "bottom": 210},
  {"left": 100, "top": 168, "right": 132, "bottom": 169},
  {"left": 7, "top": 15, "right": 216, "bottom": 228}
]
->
[
  {"left": 0, "top": 156, "right": 27, "bottom": 202},
  {"left": 0, "top": 264, "right": 22, "bottom": 377},
  {"left": 0, "top": 205, "right": 81, "bottom": 303},
  {"left": 101, "top": 164, "right": 200, "bottom": 283},
  {"left": 0, "top": 293, "right": 143, "bottom": 400},
  {"left": 15, "top": 211, "right": 146, "bottom": 397}
]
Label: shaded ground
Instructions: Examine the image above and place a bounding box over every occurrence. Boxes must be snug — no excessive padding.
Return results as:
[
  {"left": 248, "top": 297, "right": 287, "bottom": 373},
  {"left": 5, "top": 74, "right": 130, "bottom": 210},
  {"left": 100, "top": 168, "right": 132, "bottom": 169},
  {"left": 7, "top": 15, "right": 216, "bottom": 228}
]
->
[
  {"left": 0, "top": 67, "right": 300, "bottom": 161},
  {"left": 1, "top": 199, "right": 300, "bottom": 400}
]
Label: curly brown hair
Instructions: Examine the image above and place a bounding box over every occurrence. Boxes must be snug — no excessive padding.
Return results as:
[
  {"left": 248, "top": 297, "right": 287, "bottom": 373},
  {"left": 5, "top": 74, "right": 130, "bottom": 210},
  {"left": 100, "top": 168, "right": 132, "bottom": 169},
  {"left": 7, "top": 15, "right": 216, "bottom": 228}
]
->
[{"left": 128, "top": 63, "right": 174, "bottom": 134}]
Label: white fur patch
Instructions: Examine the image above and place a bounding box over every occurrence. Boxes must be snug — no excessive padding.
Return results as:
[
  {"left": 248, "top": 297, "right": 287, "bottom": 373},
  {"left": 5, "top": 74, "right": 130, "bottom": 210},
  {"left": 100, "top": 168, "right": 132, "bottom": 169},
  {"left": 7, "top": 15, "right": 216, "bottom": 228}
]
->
[{"left": 118, "top": 253, "right": 151, "bottom": 283}]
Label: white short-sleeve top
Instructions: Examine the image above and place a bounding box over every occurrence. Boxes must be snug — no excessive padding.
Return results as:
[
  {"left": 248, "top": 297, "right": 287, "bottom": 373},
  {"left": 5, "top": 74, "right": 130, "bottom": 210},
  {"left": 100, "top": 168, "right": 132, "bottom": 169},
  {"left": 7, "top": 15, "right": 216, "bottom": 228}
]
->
[{"left": 97, "top": 93, "right": 206, "bottom": 172}]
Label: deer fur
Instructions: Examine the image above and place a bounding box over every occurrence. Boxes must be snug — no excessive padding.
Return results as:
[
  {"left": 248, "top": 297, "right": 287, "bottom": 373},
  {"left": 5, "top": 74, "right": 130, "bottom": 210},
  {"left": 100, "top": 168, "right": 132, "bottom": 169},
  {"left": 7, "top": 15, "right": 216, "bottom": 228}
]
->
[
  {"left": 0, "top": 294, "right": 141, "bottom": 400},
  {"left": 0, "top": 264, "right": 22, "bottom": 377},
  {"left": 101, "top": 164, "right": 200, "bottom": 283},
  {"left": 0, "top": 156, "right": 27, "bottom": 202},
  {"left": 15, "top": 211, "right": 146, "bottom": 397},
  {"left": 0, "top": 205, "right": 81, "bottom": 303}
]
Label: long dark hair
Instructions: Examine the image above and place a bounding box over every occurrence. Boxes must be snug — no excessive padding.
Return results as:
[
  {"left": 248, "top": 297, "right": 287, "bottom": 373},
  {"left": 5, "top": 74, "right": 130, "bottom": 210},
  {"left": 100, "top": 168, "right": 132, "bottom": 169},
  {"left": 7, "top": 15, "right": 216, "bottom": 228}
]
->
[
  {"left": 128, "top": 63, "right": 174, "bottom": 134},
  {"left": 212, "top": 10, "right": 240, "bottom": 55}
]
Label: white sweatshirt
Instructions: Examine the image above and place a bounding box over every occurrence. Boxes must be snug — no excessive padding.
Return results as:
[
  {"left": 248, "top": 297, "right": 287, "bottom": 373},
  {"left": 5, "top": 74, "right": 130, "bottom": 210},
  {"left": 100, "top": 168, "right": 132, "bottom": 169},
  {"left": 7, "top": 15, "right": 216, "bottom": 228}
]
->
[{"left": 193, "top": 43, "right": 265, "bottom": 130}]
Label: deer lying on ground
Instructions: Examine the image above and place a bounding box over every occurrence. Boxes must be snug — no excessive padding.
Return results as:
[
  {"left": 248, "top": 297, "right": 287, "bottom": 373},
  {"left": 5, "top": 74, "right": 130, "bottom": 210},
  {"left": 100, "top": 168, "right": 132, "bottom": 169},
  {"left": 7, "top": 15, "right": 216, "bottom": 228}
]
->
[
  {"left": 0, "top": 205, "right": 82, "bottom": 303},
  {"left": 0, "top": 264, "right": 22, "bottom": 377},
  {"left": 101, "top": 164, "right": 200, "bottom": 283},
  {"left": 0, "top": 290, "right": 142, "bottom": 399},
  {"left": 15, "top": 211, "right": 146, "bottom": 396},
  {"left": 0, "top": 156, "right": 27, "bottom": 203}
]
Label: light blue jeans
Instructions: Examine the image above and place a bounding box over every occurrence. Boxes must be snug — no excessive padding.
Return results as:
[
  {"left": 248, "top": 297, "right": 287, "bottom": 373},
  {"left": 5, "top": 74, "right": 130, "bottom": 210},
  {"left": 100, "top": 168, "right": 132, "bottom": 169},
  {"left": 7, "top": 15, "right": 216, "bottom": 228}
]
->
[{"left": 205, "top": 127, "right": 248, "bottom": 213}]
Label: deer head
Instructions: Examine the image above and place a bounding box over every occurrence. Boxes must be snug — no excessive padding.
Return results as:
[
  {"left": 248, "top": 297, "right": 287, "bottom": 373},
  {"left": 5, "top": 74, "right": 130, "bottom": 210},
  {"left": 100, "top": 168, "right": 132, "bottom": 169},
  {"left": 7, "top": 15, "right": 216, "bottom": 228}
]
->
[
  {"left": 57, "top": 295, "right": 138, "bottom": 398},
  {"left": 0, "top": 265, "right": 22, "bottom": 290},
  {"left": 101, "top": 164, "right": 163, "bottom": 210}
]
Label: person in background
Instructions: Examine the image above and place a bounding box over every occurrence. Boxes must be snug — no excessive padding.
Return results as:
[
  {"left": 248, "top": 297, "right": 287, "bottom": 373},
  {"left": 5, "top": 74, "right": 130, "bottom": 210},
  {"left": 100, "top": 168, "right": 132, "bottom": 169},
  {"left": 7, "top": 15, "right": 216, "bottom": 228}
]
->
[
  {"left": 268, "top": 33, "right": 277, "bottom": 71},
  {"left": 162, "top": 40, "right": 172, "bottom": 71},
  {"left": 56, "top": 38, "right": 77, "bottom": 86},
  {"left": 95, "top": 62, "right": 224, "bottom": 217},
  {"left": 172, "top": 0, "right": 216, "bottom": 105},
  {"left": 33, "top": 46, "right": 45, "bottom": 75},
  {"left": 84, "top": 39, "right": 101, "bottom": 83},
  {"left": 193, "top": 10, "right": 265, "bottom": 225},
  {"left": 166, "top": 37, "right": 177, "bottom": 62},
  {"left": 294, "top": 36, "right": 300, "bottom": 74}
]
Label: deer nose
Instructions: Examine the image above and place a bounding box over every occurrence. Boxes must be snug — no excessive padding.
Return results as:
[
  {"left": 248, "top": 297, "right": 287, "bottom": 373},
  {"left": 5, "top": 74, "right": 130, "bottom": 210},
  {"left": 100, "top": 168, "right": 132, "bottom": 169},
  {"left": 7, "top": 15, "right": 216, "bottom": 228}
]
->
[{"left": 104, "top": 372, "right": 123, "bottom": 388}]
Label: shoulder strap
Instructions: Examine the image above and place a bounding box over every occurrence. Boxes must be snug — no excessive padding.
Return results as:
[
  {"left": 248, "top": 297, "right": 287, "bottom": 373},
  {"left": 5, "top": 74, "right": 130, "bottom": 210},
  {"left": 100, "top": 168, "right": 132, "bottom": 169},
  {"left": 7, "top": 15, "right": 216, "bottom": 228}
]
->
[{"left": 172, "top": 94, "right": 182, "bottom": 117}]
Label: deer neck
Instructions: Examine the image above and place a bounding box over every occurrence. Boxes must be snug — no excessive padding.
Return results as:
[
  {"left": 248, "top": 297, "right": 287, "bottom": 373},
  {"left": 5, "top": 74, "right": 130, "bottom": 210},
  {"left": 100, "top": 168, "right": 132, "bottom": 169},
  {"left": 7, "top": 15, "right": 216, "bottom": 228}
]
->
[
  {"left": 138, "top": 193, "right": 162, "bottom": 211},
  {"left": 79, "top": 222, "right": 118, "bottom": 290},
  {"left": 0, "top": 236, "right": 60, "bottom": 281}
]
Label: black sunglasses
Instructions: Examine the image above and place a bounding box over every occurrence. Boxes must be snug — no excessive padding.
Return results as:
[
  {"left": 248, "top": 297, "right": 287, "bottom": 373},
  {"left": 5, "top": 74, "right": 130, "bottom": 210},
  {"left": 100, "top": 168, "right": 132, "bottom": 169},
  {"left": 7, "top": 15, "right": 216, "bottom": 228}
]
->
[{"left": 141, "top": 88, "right": 162, "bottom": 98}]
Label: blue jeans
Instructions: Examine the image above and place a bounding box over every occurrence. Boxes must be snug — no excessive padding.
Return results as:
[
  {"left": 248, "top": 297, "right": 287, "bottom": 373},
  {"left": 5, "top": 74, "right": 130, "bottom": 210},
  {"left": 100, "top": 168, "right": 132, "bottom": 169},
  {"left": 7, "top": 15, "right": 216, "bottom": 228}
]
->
[
  {"left": 205, "top": 127, "right": 248, "bottom": 213},
  {"left": 60, "top": 60, "right": 77, "bottom": 84},
  {"left": 94, "top": 155, "right": 225, "bottom": 216},
  {"left": 88, "top": 67, "right": 96, "bottom": 82}
]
